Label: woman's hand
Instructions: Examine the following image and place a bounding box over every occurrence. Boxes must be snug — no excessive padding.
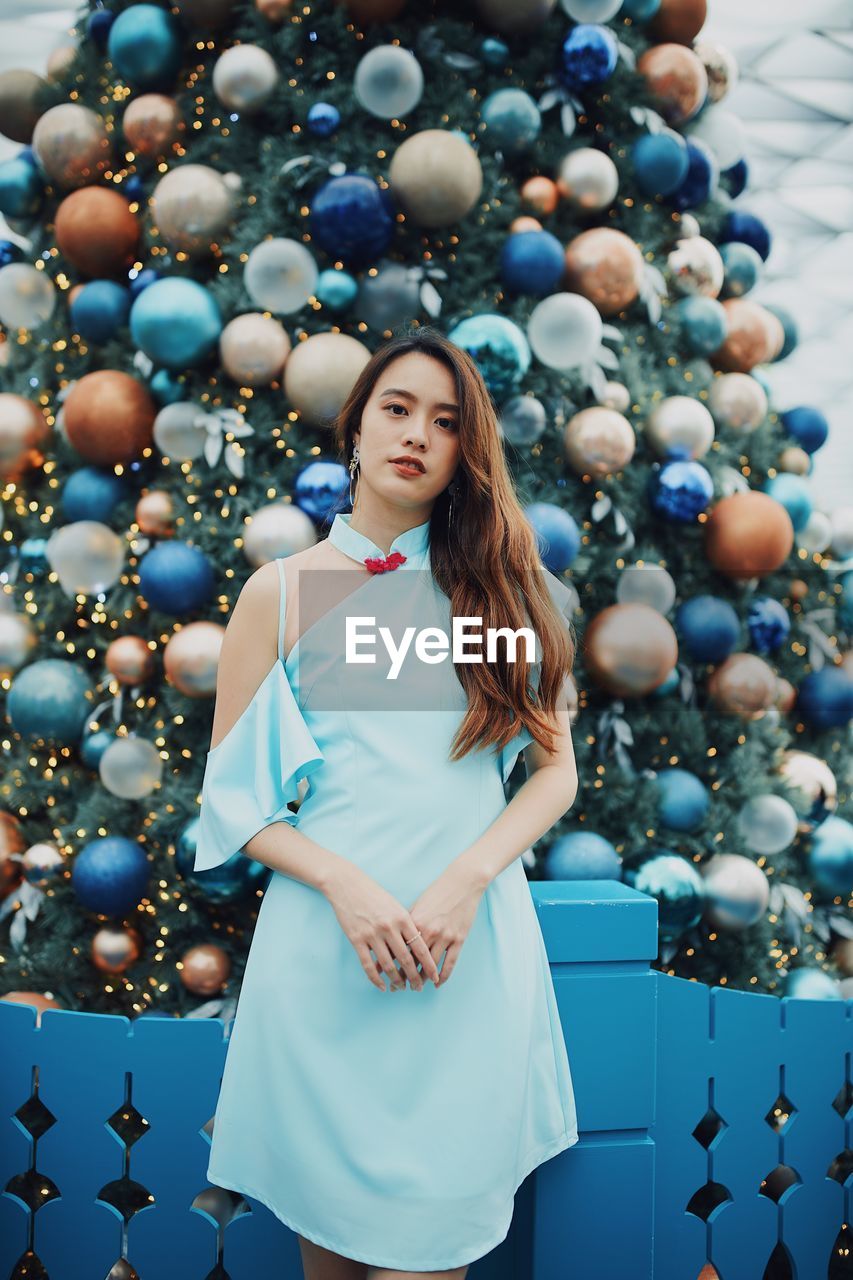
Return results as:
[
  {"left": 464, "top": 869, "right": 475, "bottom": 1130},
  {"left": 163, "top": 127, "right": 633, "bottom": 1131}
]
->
[
  {"left": 405, "top": 864, "right": 487, "bottom": 989},
  {"left": 323, "top": 861, "right": 441, "bottom": 993}
]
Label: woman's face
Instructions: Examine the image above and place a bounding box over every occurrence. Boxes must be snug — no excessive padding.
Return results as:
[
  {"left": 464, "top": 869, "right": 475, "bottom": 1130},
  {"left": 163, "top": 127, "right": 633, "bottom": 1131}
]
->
[{"left": 353, "top": 351, "right": 461, "bottom": 510}]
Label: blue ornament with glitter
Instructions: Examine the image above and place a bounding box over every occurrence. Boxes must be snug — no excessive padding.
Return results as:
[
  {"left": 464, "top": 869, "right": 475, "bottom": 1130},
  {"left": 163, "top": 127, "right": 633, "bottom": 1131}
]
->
[
  {"left": 107, "top": 3, "right": 182, "bottom": 91},
  {"left": 309, "top": 172, "right": 396, "bottom": 269},
  {"left": 63, "top": 467, "right": 129, "bottom": 523},
  {"left": 447, "top": 313, "right": 530, "bottom": 399},
  {"left": 648, "top": 459, "right": 714, "bottom": 522},
  {"left": 128, "top": 266, "right": 159, "bottom": 299},
  {"left": 138, "top": 541, "right": 215, "bottom": 616},
  {"left": 501, "top": 230, "right": 565, "bottom": 296},
  {"left": 632, "top": 131, "right": 689, "bottom": 197},
  {"left": 0, "top": 152, "right": 44, "bottom": 220},
  {"left": 307, "top": 103, "right": 341, "bottom": 138},
  {"left": 480, "top": 88, "right": 542, "bottom": 154},
  {"left": 544, "top": 832, "right": 622, "bottom": 881},
  {"left": 653, "top": 768, "right": 710, "bottom": 833},
  {"left": 624, "top": 851, "right": 705, "bottom": 942},
  {"left": 670, "top": 138, "right": 718, "bottom": 211},
  {"left": 675, "top": 594, "right": 740, "bottom": 663},
  {"left": 675, "top": 295, "right": 727, "bottom": 356},
  {"left": 721, "top": 156, "right": 749, "bottom": 198},
  {"left": 70, "top": 279, "right": 131, "bottom": 344},
  {"left": 72, "top": 836, "right": 150, "bottom": 916},
  {"left": 808, "top": 815, "right": 853, "bottom": 896},
  {"left": 177, "top": 817, "right": 272, "bottom": 903},
  {"left": 294, "top": 460, "right": 350, "bottom": 523},
  {"left": 524, "top": 501, "right": 581, "bottom": 572},
  {"left": 316, "top": 268, "right": 358, "bottom": 312},
  {"left": 797, "top": 666, "right": 853, "bottom": 730},
  {"left": 720, "top": 241, "right": 761, "bottom": 298},
  {"left": 6, "top": 658, "right": 93, "bottom": 745},
  {"left": 747, "top": 597, "right": 790, "bottom": 655},
  {"left": 560, "top": 24, "right": 619, "bottom": 89},
  {"left": 781, "top": 405, "right": 828, "bottom": 454},
  {"left": 762, "top": 473, "right": 812, "bottom": 532},
  {"left": 481, "top": 37, "right": 510, "bottom": 69},
  {"left": 720, "top": 210, "right": 772, "bottom": 262}
]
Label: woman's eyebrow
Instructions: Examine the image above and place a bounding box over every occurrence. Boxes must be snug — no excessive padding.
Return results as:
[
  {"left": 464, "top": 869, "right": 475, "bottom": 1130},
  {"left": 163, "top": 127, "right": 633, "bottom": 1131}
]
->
[{"left": 379, "top": 387, "right": 460, "bottom": 412}]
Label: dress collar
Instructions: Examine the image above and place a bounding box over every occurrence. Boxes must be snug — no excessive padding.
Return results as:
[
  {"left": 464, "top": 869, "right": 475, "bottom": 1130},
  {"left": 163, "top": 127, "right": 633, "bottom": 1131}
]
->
[{"left": 328, "top": 511, "right": 431, "bottom": 568}]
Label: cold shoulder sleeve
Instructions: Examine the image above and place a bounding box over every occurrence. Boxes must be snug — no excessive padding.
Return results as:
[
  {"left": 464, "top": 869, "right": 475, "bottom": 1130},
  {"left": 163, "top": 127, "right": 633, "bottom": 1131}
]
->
[{"left": 193, "top": 659, "right": 326, "bottom": 873}]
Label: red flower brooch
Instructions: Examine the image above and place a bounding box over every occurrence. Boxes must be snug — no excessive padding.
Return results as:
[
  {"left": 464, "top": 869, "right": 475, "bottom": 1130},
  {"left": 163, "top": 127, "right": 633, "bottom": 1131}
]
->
[{"left": 363, "top": 551, "right": 407, "bottom": 573}]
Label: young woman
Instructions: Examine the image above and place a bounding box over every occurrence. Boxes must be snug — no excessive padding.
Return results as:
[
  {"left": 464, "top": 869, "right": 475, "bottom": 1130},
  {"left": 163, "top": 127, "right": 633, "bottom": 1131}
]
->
[{"left": 194, "top": 327, "right": 580, "bottom": 1280}]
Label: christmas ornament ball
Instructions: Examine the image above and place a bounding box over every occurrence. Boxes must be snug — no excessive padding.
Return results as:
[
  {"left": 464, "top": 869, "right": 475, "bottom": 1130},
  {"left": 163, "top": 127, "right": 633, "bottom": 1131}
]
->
[
  {"left": 180, "top": 943, "right": 231, "bottom": 996},
  {"left": 704, "top": 491, "right": 794, "bottom": 580},
  {"left": 388, "top": 129, "right": 483, "bottom": 229},
  {"left": 63, "top": 370, "right": 156, "bottom": 466},
  {"left": 584, "top": 602, "right": 678, "bottom": 697}
]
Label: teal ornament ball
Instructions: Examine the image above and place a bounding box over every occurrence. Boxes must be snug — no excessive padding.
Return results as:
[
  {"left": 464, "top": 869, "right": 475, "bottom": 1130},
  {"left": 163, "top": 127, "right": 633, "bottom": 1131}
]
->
[
  {"left": 7, "top": 658, "right": 93, "bottom": 745},
  {"left": 150, "top": 368, "right": 187, "bottom": 406},
  {"left": 720, "top": 241, "right": 762, "bottom": 298},
  {"left": 80, "top": 728, "right": 117, "bottom": 770},
  {"left": 130, "top": 277, "right": 222, "bottom": 370},
  {"left": 544, "top": 831, "right": 622, "bottom": 880},
  {"left": 653, "top": 767, "right": 710, "bottom": 832},
  {"left": 177, "top": 817, "right": 272, "bottom": 903},
  {"left": 762, "top": 473, "right": 813, "bottom": 532},
  {"left": 809, "top": 816, "right": 853, "bottom": 894},
  {"left": 447, "top": 313, "right": 531, "bottom": 399},
  {"left": 479, "top": 88, "right": 542, "bottom": 155},
  {"left": 480, "top": 37, "right": 510, "bottom": 69},
  {"left": 785, "top": 967, "right": 843, "bottom": 1001},
  {"left": 107, "top": 3, "right": 182, "bottom": 91},
  {"left": 316, "top": 268, "right": 358, "bottom": 312},
  {"left": 651, "top": 667, "right": 680, "bottom": 697},
  {"left": 675, "top": 295, "right": 728, "bottom": 355},
  {"left": 624, "top": 851, "right": 705, "bottom": 942}
]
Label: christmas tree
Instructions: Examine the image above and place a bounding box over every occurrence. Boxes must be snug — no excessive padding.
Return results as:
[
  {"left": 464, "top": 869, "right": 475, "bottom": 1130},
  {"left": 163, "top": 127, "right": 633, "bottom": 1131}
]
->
[{"left": 0, "top": 0, "right": 850, "bottom": 1017}]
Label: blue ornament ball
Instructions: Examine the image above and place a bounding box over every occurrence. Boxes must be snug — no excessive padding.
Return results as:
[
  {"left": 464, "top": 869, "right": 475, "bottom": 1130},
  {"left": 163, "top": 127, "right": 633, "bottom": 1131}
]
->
[
  {"left": 128, "top": 266, "right": 159, "bottom": 299},
  {"left": 670, "top": 138, "right": 718, "bottom": 211},
  {"left": 675, "top": 594, "right": 740, "bottom": 664},
  {"left": 524, "top": 501, "right": 581, "bottom": 572},
  {"left": 316, "top": 268, "right": 358, "bottom": 312},
  {"left": 675, "top": 295, "right": 727, "bottom": 356},
  {"left": 808, "top": 816, "right": 853, "bottom": 896},
  {"left": 632, "top": 131, "right": 689, "bottom": 198},
  {"left": 624, "top": 852, "right": 705, "bottom": 942},
  {"left": 72, "top": 836, "right": 150, "bottom": 916},
  {"left": 500, "top": 230, "right": 565, "bottom": 296},
  {"left": 720, "top": 241, "right": 761, "bottom": 298},
  {"left": 69, "top": 279, "right": 131, "bottom": 344},
  {"left": 79, "top": 728, "right": 117, "bottom": 770},
  {"left": 138, "top": 541, "right": 215, "bottom": 616},
  {"left": 651, "top": 667, "right": 680, "bottom": 698},
  {"left": 764, "top": 304, "right": 798, "bottom": 362},
  {"left": 747, "top": 597, "right": 790, "bottom": 655},
  {"left": 177, "top": 817, "right": 272, "bottom": 903},
  {"left": 648, "top": 459, "right": 714, "bottom": 522},
  {"left": 480, "top": 37, "right": 510, "bottom": 69},
  {"left": 781, "top": 406, "right": 828, "bottom": 455},
  {"left": 446, "top": 313, "right": 530, "bottom": 399},
  {"left": 121, "top": 174, "right": 145, "bottom": 202},
  {"left": 797, "top": 666, "right": 853, "bottom": 731},
  {"left": 480, "top": 88, "right": 541, "bottom": 154},
  {"left": 87, "top": 7, "right": 116, "bottom": 50},
  {"left": 107, "top": 3, "right": 182, "bottom": 91},
  {"left": 721, "top": 157, "right": 749, "bottom": 198},
  {"left": 653, "top": 768, "right": 710, "bottom": 833},
  {"left": 619, "top": 0, "right": 660, "bottom": 19},
  {"left": 7, "top": 658, "right": 93, "bottom": 745},
  {"left": 62, "top": 466, "right": 129, "bottom": 523},
  {"left": 785, "top": 967, "right": 842, "bottom": 1001},
  {"left": 294, "top": 460, "right": 350, "bottom": 523},
  {"left": 150, "top": 368, "right": 187, "bottom": 406},
  {"left": 309, "top": 173, "right": 396, "bottom": 269},
  {"left": 544, "top": 832, "right": 622, "bottom": 880},
  {"left": 720, "top": 210, "right": 772, "bottom": 263},
  {"left": 0, "top": 239, "right": 25, "bottom": 267},
  {"left": 130, "top": 277, "right": 222, "bottom": 370},
  {"left": 18, "top": 538, "right": 49, "bottom": 574},
  {"left": 0, "top": 152, "right": 44, "bottom": 220},
  {"left": 306, "top": 102, "right": 341, "bottom": 137},
  {"left": 560, "top": 24, "right": 619, "bottom": 89},
  {"left": 762, "top": 474, "right": 812, "bottom": 533}
]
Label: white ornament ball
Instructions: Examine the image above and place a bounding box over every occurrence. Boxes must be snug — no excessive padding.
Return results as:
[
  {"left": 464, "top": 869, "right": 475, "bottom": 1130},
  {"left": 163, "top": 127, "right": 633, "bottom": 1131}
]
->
[
  {"left": 283, "top": 331, "right": 372, "bottom": 424},
  {"left": 557, "top": 147, "right": 619, "bottom": 212},
  {"left": 354, "top": 44, "right": 424, "bottom": 119},
  {"left": 645, "top": 396, "right": 715, "bottom": 459},
  {"left": 243, "top": 502, "right": 318, "bottom": 568},
  {"left": 212, "top": 43, "right": 279, "bottom": 113}
]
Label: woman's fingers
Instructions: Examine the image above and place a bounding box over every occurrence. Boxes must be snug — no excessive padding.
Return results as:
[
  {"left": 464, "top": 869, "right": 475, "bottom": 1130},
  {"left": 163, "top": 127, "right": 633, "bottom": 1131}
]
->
[
  {"left": 408, "top": 933, "right": 441, "bottom": 986},
  {"left": 372, "top": 937, "right": 406, "bottom": 990},
  {"left": 356, "top": 941, "right": 387, "bottom": 991},
  {"left": 386, "top": 929, "right": 424, "bottom": 989},
  {"left": 435, "top": 940, "right": 457, "bottom": 987}
]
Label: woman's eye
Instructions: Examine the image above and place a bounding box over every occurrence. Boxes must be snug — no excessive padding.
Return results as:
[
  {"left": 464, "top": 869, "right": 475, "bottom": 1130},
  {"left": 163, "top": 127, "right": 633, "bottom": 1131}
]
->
[{"left": 386, "top": 404, "right": 456, "bottom": 430}]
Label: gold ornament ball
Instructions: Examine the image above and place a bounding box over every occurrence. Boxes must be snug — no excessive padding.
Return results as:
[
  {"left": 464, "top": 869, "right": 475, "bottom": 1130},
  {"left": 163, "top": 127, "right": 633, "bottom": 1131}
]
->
[
  {"left": 64, "top": 370, "right": 156, "bottom": 466},
  {"left": 0, "top": 69, "right": 47, "bottom": 144},
  {"left": 180, "top": 943, "right": 231, "bottom": 996},
  {"left": 564, "top": 226, "right": 645, "bottom": 316},
  {"left": 136, "top": 489, "right": 176, "bottom": 538},
  {"left": 256, "top": 0, "right": 293, "bottom": 19},
  {"left": 774, "top": 677, "right": 796, "bottom": 715},
  {"left": 32, "top": 102, "right": 110, "bottom": 189},
  {"left": 520, "top": 175, "right": 559, "bottom": 216},
  {"left": 779, "top": 446, "right": 810, "bottom": 476},
  {"left": 583, "top": 603, "right": 678, "bottom": 697},
  {"left": 789, "top": 578, "right": 809, "bottom": 602},
  {"left": 388, "top": 128, "right": 483, "bottom": 229},
  {"left": 163, "top": 621, "right": 224, "bottom": 698},
  {"left": 92, "top": 926, "right": 142, "bottom": 974},
  {"left": 712, "top": 299, "right": 775, "bottom": 373},
  {"left": 55, "top": 186, "right": 140, "bottom": 279},
  {"left": 0, "top": 991, "right": 64, "bottom": 1022},
  {"left": 704, "top": 491, "right": 794, "bottom": 580},
  {"left": 707, "top": 653, "right": 777, "bottom": 719},
  {"left": 0, "top": 608, "right": 38, "bottom": 677},
  {"left": 509, "top": 215, "right": 542, "bottom": 233},
  {"left": 105, "top": 636, "right": 155, "bottom": 687},
  {"left": 0, "top": 809, "right": 26, "bottom": 902},
  {"left": 152, "top": 164, "right": 234, "bottom": 256},
  {"left": 46, "top": 45, "right": 77, "bottom": 81},
  {"left": 220, "top": 312, "right": 291, "bottom": 386},
  {"left": 833, "top": 937, "right": 853, "bottom": 977},
  {"left": 650, "top": 0, "right": 708, "bottom": 45},
  {"left": 0, "top": 393, "right": 50, "bottom": 483},
  {"left": 563, "top": 407, "right": 635, "bottom": 478},
  {"left": 600, "top": 381, "right": 631, "bottom": 413},
  {"left": 122, "top": 94, "right": 183, "bottom": 159},
  {"left": 283, "top": 331, "right": 372, "bottom": 424},
  {"left": 637, "top": 43, "right": 709, "bottom": 124},
  {"left": 707, "top": 372, "right": 767, "bottom": 433}
]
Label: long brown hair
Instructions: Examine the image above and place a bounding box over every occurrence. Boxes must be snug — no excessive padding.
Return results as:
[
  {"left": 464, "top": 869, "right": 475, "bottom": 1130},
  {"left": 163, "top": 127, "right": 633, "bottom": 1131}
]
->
[{"left": 331, "top": 325, "right": 576, "bottom": 761}]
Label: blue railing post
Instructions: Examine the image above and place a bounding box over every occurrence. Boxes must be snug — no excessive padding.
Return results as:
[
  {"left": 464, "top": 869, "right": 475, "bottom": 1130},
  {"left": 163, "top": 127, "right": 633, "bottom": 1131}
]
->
[{"left": 528, "top": 880, "right": 660, "bottom": 1280}]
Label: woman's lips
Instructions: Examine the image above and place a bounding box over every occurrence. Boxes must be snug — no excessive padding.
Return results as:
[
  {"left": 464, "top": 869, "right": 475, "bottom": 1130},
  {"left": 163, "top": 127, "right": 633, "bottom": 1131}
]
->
[{"left": 390, "top": 460, "right": 425, "bottom": 477}]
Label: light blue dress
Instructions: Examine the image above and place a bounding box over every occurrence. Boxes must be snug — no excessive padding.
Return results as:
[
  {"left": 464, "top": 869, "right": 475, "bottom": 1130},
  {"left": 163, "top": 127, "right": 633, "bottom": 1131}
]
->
[{"left": 193, "top": 511, "right": 579, "bottom": 1271}]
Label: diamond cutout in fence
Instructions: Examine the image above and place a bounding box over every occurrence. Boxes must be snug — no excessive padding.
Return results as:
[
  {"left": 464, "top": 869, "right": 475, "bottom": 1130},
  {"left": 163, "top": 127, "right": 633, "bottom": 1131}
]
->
[
  {"left": 106, "top": 1098, "right": 151, "bottom": 1151},
  {"left": 764, "top": 1091, "right": 797, "bottom": 1135},
  {"left": 831, "top": 1077, "right": 853, "bottom": 1121},
  {"left": 13, "top": 1089, "right": 56, "bottom": 1143},
  {"left": 692, "top": 1105, "right": 728, "bottom": 1151}
]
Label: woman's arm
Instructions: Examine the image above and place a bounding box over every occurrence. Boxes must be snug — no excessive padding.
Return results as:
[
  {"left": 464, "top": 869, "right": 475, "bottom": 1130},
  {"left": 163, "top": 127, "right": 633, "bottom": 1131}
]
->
[{"left": 449, "top": 696, "right": 578, "bottom": 891}]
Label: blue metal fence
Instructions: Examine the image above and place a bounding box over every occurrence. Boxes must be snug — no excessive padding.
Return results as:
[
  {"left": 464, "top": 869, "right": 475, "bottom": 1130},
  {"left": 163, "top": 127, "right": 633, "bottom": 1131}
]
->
[{"left": 1, "top": 881, "right": 850, "bottom": 1279}]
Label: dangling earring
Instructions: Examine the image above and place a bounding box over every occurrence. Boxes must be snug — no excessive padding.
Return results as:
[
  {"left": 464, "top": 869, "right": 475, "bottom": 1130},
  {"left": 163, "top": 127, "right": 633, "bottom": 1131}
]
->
[
  {"left": 447, "top": 477, "right": 458, "bottom": 534},
  {"left": 348, "top": 444, "right": 360, "bottom": 507}
]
